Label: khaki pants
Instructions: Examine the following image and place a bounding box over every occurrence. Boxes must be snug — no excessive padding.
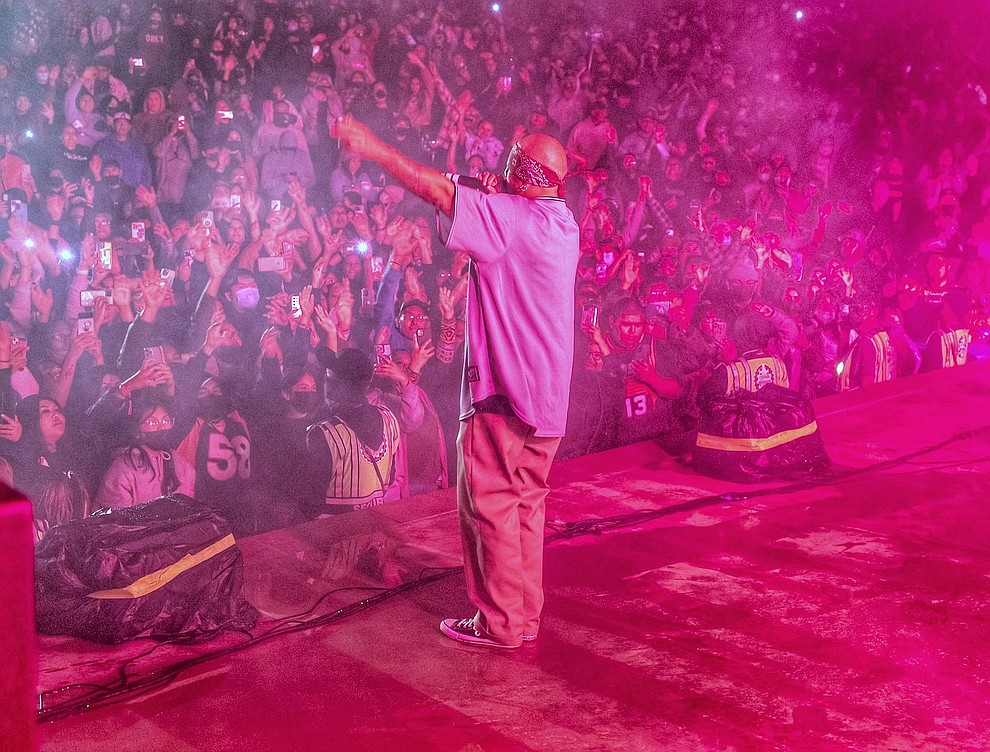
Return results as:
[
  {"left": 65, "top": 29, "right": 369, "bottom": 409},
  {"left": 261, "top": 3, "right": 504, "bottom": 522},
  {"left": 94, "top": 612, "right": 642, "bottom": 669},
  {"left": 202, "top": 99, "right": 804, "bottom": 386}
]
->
[{"left": 457, "top": 411, "right": 561, "bottom": 645}]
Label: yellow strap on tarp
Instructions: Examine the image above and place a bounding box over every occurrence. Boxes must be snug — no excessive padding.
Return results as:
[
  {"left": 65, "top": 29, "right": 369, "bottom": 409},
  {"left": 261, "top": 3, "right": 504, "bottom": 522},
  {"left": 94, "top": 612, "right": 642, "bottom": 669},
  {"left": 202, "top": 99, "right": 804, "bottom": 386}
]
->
[
  {"left": 87, "top": 534, "right": 236, "bottom": 600},
  {"left": 695, "top": 421, "right": 818, "bottom": 452}
]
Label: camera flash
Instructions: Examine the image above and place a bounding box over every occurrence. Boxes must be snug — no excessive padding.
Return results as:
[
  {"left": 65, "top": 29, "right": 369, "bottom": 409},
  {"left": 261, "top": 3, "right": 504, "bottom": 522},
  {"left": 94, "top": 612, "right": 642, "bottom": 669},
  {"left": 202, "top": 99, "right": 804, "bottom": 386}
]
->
[
  {"left": 355, "top": 240, "right": 370, "bottom": 254},
  {"left": 795, "top": 10, "right": 804, "bottom": 20},
  {"left": 58, "top": 248, "right": 74, "bottom": 262},
  {"left": 491, "top": 3, "right": 500, "bottom": 11},
  {"left": 24, "top": 238, "right": 35, "bottom": 249}
]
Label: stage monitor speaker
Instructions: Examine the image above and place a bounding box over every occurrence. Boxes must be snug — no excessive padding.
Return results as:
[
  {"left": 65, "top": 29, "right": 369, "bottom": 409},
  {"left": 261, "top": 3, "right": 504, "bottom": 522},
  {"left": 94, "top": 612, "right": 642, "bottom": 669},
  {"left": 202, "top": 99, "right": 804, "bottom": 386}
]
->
[{"left": 0, "top": 483, "right": 38, "bottom": 752}]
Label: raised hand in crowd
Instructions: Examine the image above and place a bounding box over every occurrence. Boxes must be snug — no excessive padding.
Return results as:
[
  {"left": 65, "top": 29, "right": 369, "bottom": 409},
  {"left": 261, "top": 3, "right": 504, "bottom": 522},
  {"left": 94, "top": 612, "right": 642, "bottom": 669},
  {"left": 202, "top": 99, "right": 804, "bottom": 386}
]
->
[
  {"left": 373, "top": 351, "right": 413, "bottom": 387},
  {"left": 135, "top": 185, "right": 157, "bottom": 208},
  {"left": 92, "top": 295, "right": 115, "bottom": 333},
  {"left": 265, "top": 292, "right": 292, "bottom": 327},
  {"left": 437, "top": 285, "right": 457, "bottom": 324},
  {"left": 259, "top": 326, "right": 284, "bottom": 364},
  {"left": 139, "top": 273, "right": 171, "bottom": 323},
  {"left": 334, "top": 285, "right": 355, "bottom": 340},
  {"left": 410, "top": 332, "right": 436, "bottom": 376},
  {"left": 297, "top": 285, "right": 316, "bottom": 329},
  {"left": 112, "top": 276, "right": 135, "bottom": 323},
  {"left": 30, "top": 283, "right": 54, "bottom": 323},
  {"left": 205, "top": 241, "right": 241, "bottom": 297},
  {"left": 119, "top": 362, "right": 173, "bottom": 397},
  {"left": 0, "top": 413, "right": 23, "bottom": 443},
  {"left": 404, "top": 265, "right": 427, "bottom": 304},
  {"left": 313, "top": 303, "right": 338, "bottom": 351}
]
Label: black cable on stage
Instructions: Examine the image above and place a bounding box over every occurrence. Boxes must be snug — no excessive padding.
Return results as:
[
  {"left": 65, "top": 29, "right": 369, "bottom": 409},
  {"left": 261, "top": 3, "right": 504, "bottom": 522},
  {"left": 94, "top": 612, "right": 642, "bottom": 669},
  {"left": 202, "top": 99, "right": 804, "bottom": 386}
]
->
[
  {"left": 38, "top": 569, "right": 461, "bottom": 723},
  {"left": 546, "top": 422, "right": 990, "bottom": 542},
  {"left": 38, "top": 421, "right": 990, "bottom": 722}
]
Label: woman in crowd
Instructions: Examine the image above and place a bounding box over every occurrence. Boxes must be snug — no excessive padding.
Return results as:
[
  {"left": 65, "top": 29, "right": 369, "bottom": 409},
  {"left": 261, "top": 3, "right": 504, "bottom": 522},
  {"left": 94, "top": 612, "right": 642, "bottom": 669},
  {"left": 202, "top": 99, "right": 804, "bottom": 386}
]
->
[{"left": 94, "top": 395, "right": 194, "bottom": 510}]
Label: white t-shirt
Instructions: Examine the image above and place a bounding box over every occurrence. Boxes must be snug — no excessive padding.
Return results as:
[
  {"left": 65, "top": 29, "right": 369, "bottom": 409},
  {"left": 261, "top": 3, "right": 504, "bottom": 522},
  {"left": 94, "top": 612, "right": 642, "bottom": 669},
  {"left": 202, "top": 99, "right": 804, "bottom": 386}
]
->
[{"left": 440, "top": 184, "right": 580, "bottom": 437}]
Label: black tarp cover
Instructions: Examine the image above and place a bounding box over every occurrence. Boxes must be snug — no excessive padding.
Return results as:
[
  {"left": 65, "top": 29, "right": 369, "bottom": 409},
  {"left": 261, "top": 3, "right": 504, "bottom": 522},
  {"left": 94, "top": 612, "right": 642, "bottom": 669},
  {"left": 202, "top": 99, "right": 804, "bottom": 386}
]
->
[
  {"left": 693, "top": 384, "right": 833, "bottom": 483},
  {"left": 35, "top": 494, "right": 257, "bottom": 644}
]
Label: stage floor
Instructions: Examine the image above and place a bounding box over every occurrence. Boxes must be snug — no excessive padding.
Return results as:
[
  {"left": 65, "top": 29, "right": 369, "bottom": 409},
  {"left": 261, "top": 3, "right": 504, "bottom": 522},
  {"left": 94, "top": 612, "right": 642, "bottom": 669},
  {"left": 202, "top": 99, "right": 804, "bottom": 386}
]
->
[{"left": 38, "top": 363, "right": 990, "bottom": 752}]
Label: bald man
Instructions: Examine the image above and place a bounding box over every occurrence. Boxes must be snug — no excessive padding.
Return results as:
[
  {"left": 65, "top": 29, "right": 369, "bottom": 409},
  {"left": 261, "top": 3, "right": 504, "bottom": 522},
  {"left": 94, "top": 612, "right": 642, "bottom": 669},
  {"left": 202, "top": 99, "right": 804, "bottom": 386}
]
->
[{"left": 335, "top": 117, "right": 580, "bottom": 649}]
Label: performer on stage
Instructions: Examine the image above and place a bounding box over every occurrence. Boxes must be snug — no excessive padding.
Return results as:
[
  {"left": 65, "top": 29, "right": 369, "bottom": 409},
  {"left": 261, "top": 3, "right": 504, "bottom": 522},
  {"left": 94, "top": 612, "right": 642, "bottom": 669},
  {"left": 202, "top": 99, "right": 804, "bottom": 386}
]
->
[{"left": 334, "top": 115, "right": 580, "bottom": 649}]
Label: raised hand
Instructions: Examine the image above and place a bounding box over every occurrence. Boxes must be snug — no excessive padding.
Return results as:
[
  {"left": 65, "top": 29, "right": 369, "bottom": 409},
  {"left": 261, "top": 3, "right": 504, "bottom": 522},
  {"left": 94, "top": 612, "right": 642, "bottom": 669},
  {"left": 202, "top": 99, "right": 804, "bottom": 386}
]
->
[
  {"left": 141, "top": 274, "right": 169, "bottom": 312},
  {"left": 335, "top": 286, "right": 354, "bottom": 332},
  {"left": 315, "top": 214, "right": 334, "bottom": 240},
  {"left": 243, "top": 191, "right": 261, "bottom": 218},
  {"left": 377, "top": 216, "right": 400, "bottom": 249},
  {"left": 313, "top": 303, "right": 337, "bottom": 336},
  {"left": 451, "top": 271, "right": 470, "bottom": 307},
  {"left": 332, "top": 114, "right": 376, "bottom": 158},
  {"left": 0, "top": 414, "right": 22, "bottom": 442},
  {"left": 79, "top": 233, "right": 96, "bottom": 271},
  {"left": 135, "top": 185, "right": 157, "bottom": 208},
  {"left": 112, "top": 275, "right": 132, "bottom": 310},
  {"left": 350, "top": 209, "right": 372, "bottom": 240},
  {"left": 410, "top": 335, "right": 435, "bottom": 373},
  {"left": 122, "top": 362, "right": 172, "bottom": 393},
  {"left": 30, "top": 282, "right": 54, "bottom": 322},
  {"left": 477, "top": 171, "right": 502, "bottom": 195},
  {"left": 258, "top": 329, "right": 281, "bottom": 365},
  {"left": 373, "top": 354, "right": 410, "bottom": 385},
  {"left": 369, "top": 203, "right": 387, "bottom": 229},
  {"left": 286, "top": 174, "right": 307, "bottom": 207},
  {"left": 298, "top": 284, "right": 315, "bottom": 325},
  {"left": 153, "top": 221, "right": 172, "bottom": 242},
  {"left": 92, "top": 294, "right": 115, "bottom": 331},
  {"left": 265, "top": 292, "right": 291, "bottom": 326},
  {"left": 283, "top": 228, "right": 310, "bottom": 248},
  {"left": 437, "top": 285, "right": 456, "bottom": 321},
  {"left": 451, "top": 251, "right": 470, "bottom": 277},
  {"left": 412, "top": 222, "right": 433, "bottom": 265},
  {"left": 404, "top": 264, "right": 427, "bottom": 302},
  {"left": 205, "top": 317, "right": 242, "bottom": 352},
  {"left": 621, "top": 253, "right": 641, "bottom": 287},
  {"left": 207, "top": 241, "right": 240, "bottom": 280}
]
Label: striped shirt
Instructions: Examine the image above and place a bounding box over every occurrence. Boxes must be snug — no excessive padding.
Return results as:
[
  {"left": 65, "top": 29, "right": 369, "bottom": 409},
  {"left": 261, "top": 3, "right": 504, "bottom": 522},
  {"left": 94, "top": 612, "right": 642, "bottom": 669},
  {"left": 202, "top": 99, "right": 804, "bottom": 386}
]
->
[{"left": 314, "top": 405, "right": 401, "bottom": 510}]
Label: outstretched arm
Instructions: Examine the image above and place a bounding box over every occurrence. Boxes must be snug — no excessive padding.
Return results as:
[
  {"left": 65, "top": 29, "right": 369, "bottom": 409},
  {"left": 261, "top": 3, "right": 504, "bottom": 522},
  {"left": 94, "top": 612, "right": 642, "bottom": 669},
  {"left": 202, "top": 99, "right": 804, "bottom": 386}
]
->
[{"left": 334, "top": 115, "right": 455, "bottom": 217}]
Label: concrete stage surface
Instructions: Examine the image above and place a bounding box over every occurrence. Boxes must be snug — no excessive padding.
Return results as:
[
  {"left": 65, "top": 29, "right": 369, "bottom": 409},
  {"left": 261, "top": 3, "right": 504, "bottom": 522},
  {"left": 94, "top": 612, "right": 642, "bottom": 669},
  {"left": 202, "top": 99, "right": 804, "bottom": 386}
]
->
[{"left": 37, "top": 362, "right": 990, "bottom": 752}]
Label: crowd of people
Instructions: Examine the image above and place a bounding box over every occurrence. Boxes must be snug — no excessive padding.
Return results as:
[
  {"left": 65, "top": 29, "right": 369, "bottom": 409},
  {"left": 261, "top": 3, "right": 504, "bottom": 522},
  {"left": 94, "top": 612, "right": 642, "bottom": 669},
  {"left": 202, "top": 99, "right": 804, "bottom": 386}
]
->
[{"left": 1, "top": 0, "right": 988, "bottom": 540}]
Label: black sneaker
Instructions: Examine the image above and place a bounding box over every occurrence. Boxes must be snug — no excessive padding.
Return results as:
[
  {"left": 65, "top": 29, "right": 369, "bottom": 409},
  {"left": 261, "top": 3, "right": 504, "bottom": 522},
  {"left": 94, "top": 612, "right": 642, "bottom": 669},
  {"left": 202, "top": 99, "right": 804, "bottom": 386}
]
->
[{"left": 439, "top": 618, "right": 521, "bottom": 649}]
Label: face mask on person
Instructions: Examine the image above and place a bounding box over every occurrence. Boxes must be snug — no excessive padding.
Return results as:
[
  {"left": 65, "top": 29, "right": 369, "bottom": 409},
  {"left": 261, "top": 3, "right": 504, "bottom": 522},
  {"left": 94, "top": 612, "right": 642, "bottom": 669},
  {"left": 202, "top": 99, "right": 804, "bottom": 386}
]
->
[
  {"left": 234, "top": 287, "right": 260, "bottom": 310},
  {"left": 288, "top": 391, "right": 318, "bottom": 414},
  {"left": 104, "top": 174, "right": 121, "bottom": 187},
  {"left": 273, "top": 112, "right": 295, "bottom": 128},
  {"left": 143, "top": 429, "right": 177, "bottom": 451},
  {"left": 37, "top": 71, "right": 49, "bottom": 84},
  {"left": 198, "top": 394, "right": 230, "bottom": 421},
  {"left": 728, "top": 284, "right": 756, "bottom": 306}
]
